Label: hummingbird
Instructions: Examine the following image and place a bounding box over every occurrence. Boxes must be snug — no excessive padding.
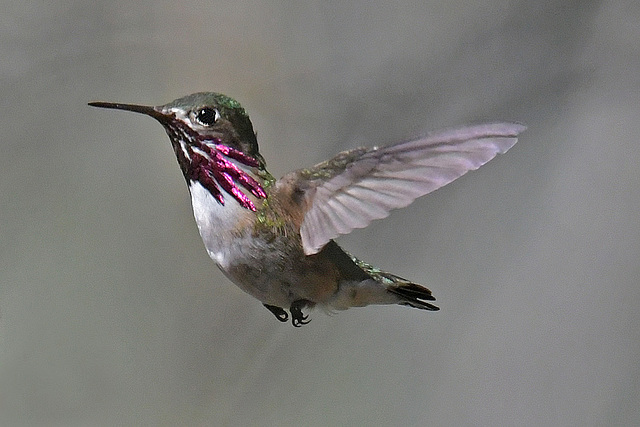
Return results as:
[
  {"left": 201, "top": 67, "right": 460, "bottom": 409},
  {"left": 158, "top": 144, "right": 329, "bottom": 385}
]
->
[{"left": 89, "top": 92, "right": 525, "bottom": 327}]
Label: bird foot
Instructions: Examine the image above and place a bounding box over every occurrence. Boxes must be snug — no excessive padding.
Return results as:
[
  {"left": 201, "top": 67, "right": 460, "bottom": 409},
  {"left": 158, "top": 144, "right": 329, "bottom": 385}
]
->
[
  {"left": 263, "top": 304, "right": 288, "bottom": 322},
  {"left": 290, "top": 300, "right": 311, "bottom": 327}
]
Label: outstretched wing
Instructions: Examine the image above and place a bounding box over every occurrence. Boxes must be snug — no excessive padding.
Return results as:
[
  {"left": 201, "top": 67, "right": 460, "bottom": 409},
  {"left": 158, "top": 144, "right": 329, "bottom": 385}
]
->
[{"left": 282, "top": 123, "right": 526, "bottom": 255}]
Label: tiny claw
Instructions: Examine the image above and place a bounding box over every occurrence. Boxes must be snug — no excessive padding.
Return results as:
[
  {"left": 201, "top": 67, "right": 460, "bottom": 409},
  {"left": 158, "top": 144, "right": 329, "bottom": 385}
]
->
[
  {"left": 290, "top": 300, "right": 311, "bottom": 327},
  {"left": 264, "top": 304, "right": 288, "bottom": 322}
]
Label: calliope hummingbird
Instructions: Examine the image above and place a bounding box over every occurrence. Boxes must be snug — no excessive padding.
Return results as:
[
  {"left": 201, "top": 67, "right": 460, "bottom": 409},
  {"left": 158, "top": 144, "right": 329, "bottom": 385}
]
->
[{"left": 89, "top": 92, "right": 524, "bottom": 326}]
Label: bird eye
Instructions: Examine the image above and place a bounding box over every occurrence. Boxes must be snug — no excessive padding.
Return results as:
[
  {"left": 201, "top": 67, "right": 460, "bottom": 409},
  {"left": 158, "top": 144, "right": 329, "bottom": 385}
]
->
[{"left": 195, "top": 107, "right": 220, "bottom": 126}]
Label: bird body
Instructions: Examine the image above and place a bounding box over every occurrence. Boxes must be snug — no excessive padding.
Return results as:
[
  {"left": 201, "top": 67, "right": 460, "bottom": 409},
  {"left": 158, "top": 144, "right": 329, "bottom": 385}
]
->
[{"left": 89, "top": 92, "right": 525, "bottom": 326}]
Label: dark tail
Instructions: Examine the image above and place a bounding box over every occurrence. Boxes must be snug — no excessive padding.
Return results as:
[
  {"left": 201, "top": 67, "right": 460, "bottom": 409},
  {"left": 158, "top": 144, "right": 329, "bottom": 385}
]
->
[
  {"left": 321, "top": 240, "right": 440, "bottom": 311},
  {"left": 387, "top": 281, "right": 439, "bottom": 311}
]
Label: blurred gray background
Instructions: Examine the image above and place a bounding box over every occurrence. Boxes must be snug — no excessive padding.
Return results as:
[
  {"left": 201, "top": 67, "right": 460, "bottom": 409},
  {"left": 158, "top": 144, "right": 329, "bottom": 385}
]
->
[{"left": 1, "top": 0, "right": 639, "bottom": 425}]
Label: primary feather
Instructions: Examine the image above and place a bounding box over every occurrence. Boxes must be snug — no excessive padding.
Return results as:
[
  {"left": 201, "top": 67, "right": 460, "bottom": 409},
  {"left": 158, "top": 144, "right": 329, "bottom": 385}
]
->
[{"left": 291, "top": 122, "right": 526, "bottom": 255}]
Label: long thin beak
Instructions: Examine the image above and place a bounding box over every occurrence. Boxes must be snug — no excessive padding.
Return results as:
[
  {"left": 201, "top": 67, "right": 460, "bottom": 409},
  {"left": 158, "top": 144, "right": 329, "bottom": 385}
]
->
[{"left": 88, "top": 101, "right": 172, "bottom": 124}]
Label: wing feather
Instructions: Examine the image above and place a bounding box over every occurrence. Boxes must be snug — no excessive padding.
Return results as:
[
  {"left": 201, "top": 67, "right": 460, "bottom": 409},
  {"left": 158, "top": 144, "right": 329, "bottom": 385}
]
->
[{"left": 285, "top": 122, "right": 525, "bottom": 254}]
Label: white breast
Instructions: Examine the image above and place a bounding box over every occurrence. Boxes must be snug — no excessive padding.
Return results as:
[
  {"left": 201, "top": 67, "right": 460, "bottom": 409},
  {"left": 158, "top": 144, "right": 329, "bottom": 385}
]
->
[{"left": 188, "top": 180, "right": 248, "bottom": 269}]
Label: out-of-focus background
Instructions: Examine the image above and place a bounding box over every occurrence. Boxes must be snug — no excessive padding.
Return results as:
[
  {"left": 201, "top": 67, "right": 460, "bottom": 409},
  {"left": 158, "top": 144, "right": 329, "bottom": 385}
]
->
[{"left": 2, "top": 1, "right": 639, "bottom": 425}]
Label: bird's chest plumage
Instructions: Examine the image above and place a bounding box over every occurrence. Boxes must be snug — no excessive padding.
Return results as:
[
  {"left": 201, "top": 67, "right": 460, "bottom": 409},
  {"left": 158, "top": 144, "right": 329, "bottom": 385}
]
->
[
  {"left": 188, "top": 180, "right": 338, "bottom": 307},
  {"left": 188, "top": 180, "right": 251, "bottom": 267}
]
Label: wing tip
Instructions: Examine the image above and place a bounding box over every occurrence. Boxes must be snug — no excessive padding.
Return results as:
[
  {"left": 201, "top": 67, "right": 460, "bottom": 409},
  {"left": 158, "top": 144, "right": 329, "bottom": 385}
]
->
[
  {"left": 501, "top": 121, "right": 527, "bottom": 136},
  {"left": 471, "top": 121, "right": 527, "bottom": 137}
]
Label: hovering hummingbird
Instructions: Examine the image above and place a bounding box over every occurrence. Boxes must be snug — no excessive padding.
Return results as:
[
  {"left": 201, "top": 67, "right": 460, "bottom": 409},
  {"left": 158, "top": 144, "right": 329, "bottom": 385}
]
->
[{"left": 89, "top": 93, "right": 524, "bottom": 326}]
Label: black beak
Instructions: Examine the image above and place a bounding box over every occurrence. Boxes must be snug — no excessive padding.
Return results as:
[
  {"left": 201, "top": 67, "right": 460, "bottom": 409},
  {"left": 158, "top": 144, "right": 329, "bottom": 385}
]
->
[{"left": 88, "top": 101, "right": 173, "bottom": 125}]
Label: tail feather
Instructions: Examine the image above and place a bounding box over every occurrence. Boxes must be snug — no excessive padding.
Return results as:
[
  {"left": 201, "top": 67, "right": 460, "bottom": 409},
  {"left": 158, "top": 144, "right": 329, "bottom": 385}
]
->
[
  {"left": 358, "top": 266, "right": 440, "bottom": 311},
  {"left": 387, "top": 282, "right": 439, "bottom": 311},
  {"left": 324, "top": 241, "right": 440, "bottom": 312}
]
